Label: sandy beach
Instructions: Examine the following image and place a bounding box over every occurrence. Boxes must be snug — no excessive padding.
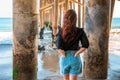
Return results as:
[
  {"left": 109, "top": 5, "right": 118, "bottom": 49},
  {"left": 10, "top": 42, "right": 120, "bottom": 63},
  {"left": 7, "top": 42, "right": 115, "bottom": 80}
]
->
[{"left": 0, "top": 29, "right": 120, "bottom": 80}]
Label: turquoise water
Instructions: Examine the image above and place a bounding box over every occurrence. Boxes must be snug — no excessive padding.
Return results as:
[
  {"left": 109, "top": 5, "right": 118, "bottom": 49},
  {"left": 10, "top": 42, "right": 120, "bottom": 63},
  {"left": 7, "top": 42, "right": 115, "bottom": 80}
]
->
[
  {"left": 0, "top": 18, "right": 120, "bottom": 32},
  {"left": 111, "top": 18, "right": 120, "bottom": 29},
  {"left": 0, "top": 18, "right": 12, "bottom": 32}
]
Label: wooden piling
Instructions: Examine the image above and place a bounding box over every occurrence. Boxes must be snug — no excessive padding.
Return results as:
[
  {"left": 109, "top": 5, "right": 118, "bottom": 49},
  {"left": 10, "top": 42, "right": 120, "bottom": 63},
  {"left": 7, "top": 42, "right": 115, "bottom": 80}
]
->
[
  {"left": 13, "top": 0, "right": 38, "bottom": 80},
  {"left": 83, "top": 0, "right": 110, "bottom": 79}
]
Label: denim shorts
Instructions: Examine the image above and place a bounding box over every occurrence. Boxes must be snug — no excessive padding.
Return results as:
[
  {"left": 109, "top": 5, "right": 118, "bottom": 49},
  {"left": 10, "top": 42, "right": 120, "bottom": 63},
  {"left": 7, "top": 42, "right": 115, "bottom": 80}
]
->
[{"left": 59, "top": 50, "right": 82, "bottom": 76}]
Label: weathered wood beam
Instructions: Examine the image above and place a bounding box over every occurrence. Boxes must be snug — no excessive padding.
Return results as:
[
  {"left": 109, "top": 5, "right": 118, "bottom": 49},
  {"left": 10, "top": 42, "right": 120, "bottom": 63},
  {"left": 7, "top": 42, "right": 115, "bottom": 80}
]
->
[
  {"left": 70, "top": 0, "right": 84, "bottom": 6},
  {"left": 59, "top": 1, "right": 65, "bottom": 5},
  {"left": 40, "top": 1, "right": 65, "bottom": 11},
  {"left": 82, "top": 0, "right": 84, "bottom": 28},
  {"left": 52, "top": 0, "right": 59, "bottom": 48},
  {"left": 40, "top": 3, "right": 54, "bottom": 11},
  {"left": 64, "top": 0, "right": 69, "bottom": 11},
  {"left": 54, "top": 0, "right": 59, "bottom": 31},
  {"left": 61, "top": 4, "right": 64, "bottom": 26},
  {"left": 59, "top": 5, "right": 62, "bottom": 25},
  {"left": 69, "top": 0, "right": 72, "bottom": 9},
  {"left": 78, "top": 0, "right": 81, "bottom": 28},
  {"left": 110, "top": 0, "right": 115, "bottom": 28},
  {"left": 50, "top": 7, "right": 54, "bottom": 24},
  {"left": 40, "top": 10, "right": 44, "bottom": 28},
  {"left": 43, "top": 6, "right": 53, "bottom": 12},
  {"left": 13, "top": 0, "right": 38, "bottom": 80},
  {"left": 83, "top": 0, "right": 110, "bottom": 79}
]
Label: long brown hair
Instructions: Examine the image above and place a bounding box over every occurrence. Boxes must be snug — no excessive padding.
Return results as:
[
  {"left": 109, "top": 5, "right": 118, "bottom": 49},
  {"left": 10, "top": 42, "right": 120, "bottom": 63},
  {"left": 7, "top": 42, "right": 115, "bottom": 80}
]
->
[{"left": 62, "top": 9, "right": 77, "bottom": 43}]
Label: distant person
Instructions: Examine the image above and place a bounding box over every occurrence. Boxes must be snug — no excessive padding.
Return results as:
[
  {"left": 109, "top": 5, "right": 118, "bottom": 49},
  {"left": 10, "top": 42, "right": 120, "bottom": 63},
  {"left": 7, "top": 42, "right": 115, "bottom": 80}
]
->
[
  {"left": 56, "top": 9, "right": 89, "bottom": 80},
  {"left": 39, "top": 27, "right": 44, "bottom": 39}
]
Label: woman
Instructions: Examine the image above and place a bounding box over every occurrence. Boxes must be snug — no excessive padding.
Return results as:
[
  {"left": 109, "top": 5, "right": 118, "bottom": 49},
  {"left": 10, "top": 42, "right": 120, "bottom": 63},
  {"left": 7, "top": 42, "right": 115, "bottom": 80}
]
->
[{"left": 56, "top": 9, "right": 89, "bottom": 80}]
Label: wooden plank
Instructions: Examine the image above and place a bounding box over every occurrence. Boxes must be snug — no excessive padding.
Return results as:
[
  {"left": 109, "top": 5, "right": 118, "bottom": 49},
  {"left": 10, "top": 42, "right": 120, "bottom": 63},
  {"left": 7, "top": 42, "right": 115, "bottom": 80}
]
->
[
  {"left": 64, "top": 0, "right": 69, "bottom": 11},
  {"left": 82, "top": 0, "right": 84, "bottom": 28},
  {"left": 70, "top": 0, "right": 84, "bottom": 6},
  {"left": 69, "top": 0, "right": 72, "bottom": 9},
  {"left": 40, "top": 1, "right": 65, "bottom": 11},
  {"left": 78, "top": 0, "right": 81, "bottom": 28},
  {"left": 54, "top": 0, "right": 59, "bottom": 31},
  {"left": 40, "top": 3, "right": 54, "bottom": 10}
]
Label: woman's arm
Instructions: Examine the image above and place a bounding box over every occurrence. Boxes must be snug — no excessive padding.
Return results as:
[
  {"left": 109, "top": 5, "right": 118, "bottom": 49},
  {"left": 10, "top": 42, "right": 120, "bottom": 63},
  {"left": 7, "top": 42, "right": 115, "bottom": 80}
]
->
[
  {"left": 56, "top": 28, "right": 66, "bottom": 57},
  {"left": 58, "top": 49, "right": 65, "bottom": 57},
  {"left": 74, "top": 47, "right": 86, "bottom": 57},
  {"left": 75, "top": 29, "right": 89, "bottom": 57}
]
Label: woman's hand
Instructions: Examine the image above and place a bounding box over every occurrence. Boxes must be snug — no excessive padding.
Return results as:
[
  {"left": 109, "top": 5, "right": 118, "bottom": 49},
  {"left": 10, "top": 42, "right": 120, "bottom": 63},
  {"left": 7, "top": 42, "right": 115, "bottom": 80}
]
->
[
  {"left": 74, "top": 48, "right": 86, "bottom": 57},
  {"left": 74, "top": 51, "right": 80, "bottom": 57},
  {"left": 58, "top": 49, "right": 65, "bottom": 57}
]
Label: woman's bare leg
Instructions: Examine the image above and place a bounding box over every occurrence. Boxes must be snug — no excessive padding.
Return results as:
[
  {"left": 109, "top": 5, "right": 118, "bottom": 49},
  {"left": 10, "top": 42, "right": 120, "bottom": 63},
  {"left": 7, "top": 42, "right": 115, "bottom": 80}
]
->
[
  {"left": 63, "top": 74, "right": 69, "bottom": 80},
  {"left": 70, "top": 75, "right": 78, "bottom": 80}
]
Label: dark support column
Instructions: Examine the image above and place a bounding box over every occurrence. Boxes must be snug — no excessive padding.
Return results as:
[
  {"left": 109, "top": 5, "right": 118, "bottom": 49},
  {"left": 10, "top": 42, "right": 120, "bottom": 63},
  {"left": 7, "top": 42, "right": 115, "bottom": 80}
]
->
[
  {"left": 40, "top": 10, "right": 44, "bottom": 39},
  {"left": 13, "top": 0, "right": 38, "bottom": 80},
  {"left": 83, "top": 0, "right": 110, "bottom": 79}
]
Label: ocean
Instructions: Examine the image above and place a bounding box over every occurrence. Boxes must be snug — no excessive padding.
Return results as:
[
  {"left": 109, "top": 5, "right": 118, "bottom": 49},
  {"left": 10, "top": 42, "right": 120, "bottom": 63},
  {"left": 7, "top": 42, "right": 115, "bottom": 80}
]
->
[
  {"left": 111, "top": 18, "right": 120, "bottom": 28},
  {"left": 1, "top": 16, "right": 117, "bottom": 49},
  {"left": 0, "top": 18, "right": 120, "bottom": 32},
  {"left": 0, "top": 17, "right": 120, "bottom": 44},
  {"left": 0, "top": 18, "right": 13, "bottom": 32}
]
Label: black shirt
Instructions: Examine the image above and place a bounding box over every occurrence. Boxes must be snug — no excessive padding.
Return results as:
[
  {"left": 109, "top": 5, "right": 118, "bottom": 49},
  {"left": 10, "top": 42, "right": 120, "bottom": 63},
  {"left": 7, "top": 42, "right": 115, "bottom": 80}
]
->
[{"left": 56, "top": 28, "right": 89, "bottom": 51}]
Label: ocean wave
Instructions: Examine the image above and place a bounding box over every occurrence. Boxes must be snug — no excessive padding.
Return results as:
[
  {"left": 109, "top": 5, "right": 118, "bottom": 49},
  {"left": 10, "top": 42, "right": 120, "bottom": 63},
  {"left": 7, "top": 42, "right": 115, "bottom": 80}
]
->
[
  {"left": 0, "top": 31, "right": 52, "bottom": 45},
  {"left": 0, "top": 32, "right": 13, "bottom": 45}
]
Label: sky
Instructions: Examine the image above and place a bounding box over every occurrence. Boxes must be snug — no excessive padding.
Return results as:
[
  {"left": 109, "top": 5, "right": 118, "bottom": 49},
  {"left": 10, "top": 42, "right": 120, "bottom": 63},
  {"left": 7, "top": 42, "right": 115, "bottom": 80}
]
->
[
  {"left": 113, "top": 1, "right": 120, "bottom": 18},
  {"left": 0, "top": 0, "right": 120, "bottom": 18},
  {"left": 0, "top": 0, "right": 13, "bottom": 18}
]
